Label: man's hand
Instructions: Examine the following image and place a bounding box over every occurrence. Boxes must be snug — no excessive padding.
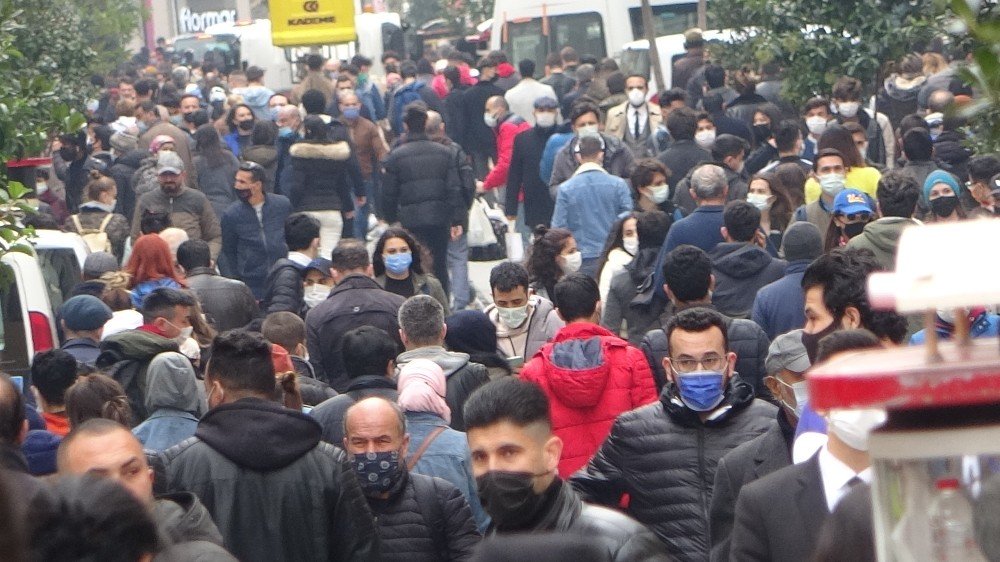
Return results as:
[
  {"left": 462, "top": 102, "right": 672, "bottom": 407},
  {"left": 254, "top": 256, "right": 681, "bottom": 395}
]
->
[
  {"left": 475, "top": 180, "right": 485, "bottom": 193},
  {"left": 344, "top": 210, "right": 355, "bottom": 219},
  {"left": 506, "top": 215, "right": 517, "bottom": 222},
  {"left": 355, "top": 196, "right": 367, "bottom": 207},
  {"left": 451, "top": 225, "right": 464, "bottom": 240}
]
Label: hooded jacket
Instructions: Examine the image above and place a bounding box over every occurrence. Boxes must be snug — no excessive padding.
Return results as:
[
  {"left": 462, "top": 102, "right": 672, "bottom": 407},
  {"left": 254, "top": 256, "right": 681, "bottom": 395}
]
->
[
  {"left": 242, "top": 144, "right": 280, "bottom": 191},
  {"left": 569, "top": 381, "right": 777, "bottom": 561},
  {"left": 709, "top": 242, "right": 787, "bottom": 319},
  {"left": 750, "top": 260, "right": 810, "bottom": 341},
  {"left": 133, "top": 352, "right": 205, "bottom": 452},
  {"left": 846, "top": 216, "right": 919, "bottom": 271},
  {"left": 97, "top": 329, "right": 180, "bottom": 422},
  {"left": 262, "top": 258, "right": 306, "bottom": 317},
  {"left": 520, "top": 323, "right": 659, "bottom": 477},
  {"left": 878, "top": 74, "right": 926, "bottom": 129},
  {"left": 161, "top": 397, "right": 379, "bottom": 562},
  {"left": 152, "top": 491, "right": 230, "bottom": 558},
  {"left": 549, "top": 133, "right": 636, "bottom": 193},
  {"left": 396, "top": 347, "right": 490, "bottom": 432},
  {"left": 381, "top": 133, "right": 465, "bottom": 230},
  {"left": 289, "top": 140, "right": 355, "bottom": 212},
  {"left": 482, "top": 114, "right": 532, "bottom": 191},
  {"left": 485, "top": 295, "right": 564, "bottom": 362}
]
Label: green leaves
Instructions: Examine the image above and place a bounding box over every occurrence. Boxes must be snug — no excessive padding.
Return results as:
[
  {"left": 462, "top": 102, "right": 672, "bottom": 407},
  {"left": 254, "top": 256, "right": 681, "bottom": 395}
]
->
[{"left": 949, "top": 0, "right": 1000, "bottom": 154}]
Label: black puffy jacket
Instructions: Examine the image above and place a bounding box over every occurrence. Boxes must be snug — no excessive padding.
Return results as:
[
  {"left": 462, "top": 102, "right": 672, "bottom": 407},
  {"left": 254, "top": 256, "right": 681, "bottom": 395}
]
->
[
  {"left": 640, "top": 303, "right": 771, "bottom": 397},
  {"left": 288, "top": 140, "right": 355, "bottom": 212},
  {"left": 569, "top": 381, "right": 776, "bottom": 561},
  {"left": 381, "top": 133, "right": 465, "bottom": 230},
  {"left": 161, "top": 397, "right": 379, "bottom": 562},
  {"left": 367, "top": 471, "right": 481, "bottom": 562},
  {"left": 262, "top": 258, "right": 306, "bottom": 317}
]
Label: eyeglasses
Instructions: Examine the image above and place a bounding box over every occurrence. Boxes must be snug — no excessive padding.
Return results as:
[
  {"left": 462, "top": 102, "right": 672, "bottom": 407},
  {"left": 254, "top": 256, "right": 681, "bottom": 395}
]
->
[{"left": 670, "top": 354, "right": 725, "bottom": 373}]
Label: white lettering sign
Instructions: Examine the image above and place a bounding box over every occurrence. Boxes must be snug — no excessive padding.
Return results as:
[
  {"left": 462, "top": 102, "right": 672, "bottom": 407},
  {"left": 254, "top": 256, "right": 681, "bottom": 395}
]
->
[{"left": 178, "top": 7, "right": 237, "bottom": 33}]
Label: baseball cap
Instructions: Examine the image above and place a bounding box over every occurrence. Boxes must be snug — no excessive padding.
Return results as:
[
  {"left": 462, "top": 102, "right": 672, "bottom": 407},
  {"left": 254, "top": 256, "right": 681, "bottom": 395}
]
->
[
  {"left": 765, "top": 329, "right": 811, "bottom": 376},
  {"left": 833, "top": 188, "right": 873, "bottom": 216},
  {"left": 306, "top": 257, "right": 332, "bottom": 276},
  {"left": 83, "top": 251, "right": 119, "bottom": 279},
  {"left": 533, "top": 96, "right": 559, "bottom": 110},
  {"left": 156, "top": 151, "right": 185, "bottom": 175}
]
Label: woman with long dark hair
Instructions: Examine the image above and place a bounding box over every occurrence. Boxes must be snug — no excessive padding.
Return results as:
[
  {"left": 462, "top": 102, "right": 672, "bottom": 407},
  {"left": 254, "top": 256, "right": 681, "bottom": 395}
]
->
[
  {"left": 223, "top": 102, "right": 255, "bottom": 157},
  {"left": 372, "top": 227, "right": 449, "bottom": 314},
  {"left": 526, "top": 226, "right": 578, "bottom": 302},
  {"left": 747, "top": 172, "right": 793, "bottom": 253},
  {"left": 596, "top": 213, "right": 639, "bottom": 302},
  {"left": 193, "top": 123, "right": 239, "bottom": 218}
]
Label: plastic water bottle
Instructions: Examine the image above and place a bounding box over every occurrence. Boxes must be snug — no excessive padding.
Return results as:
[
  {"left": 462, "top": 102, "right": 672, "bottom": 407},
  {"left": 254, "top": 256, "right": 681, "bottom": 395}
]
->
[{"left": 929, "top": 478, "right": 986, "bottom": 561}]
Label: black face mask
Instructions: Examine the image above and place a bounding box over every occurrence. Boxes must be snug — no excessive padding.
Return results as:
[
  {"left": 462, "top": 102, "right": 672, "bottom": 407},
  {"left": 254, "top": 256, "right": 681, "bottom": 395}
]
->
[
  {"left": 183, "top": 111, "right": 197, "bottom": 123},
  {"left": 237, "top": 119, "right": 255, "bottom": 132},
  {"left": 753, "top": 124, "right": 771, "bottom": 144},
  {"left": 235, "top": 188, "right": 253, "bottom": 201},
  {"left": 801, "top": 320, "right": 841, "bottom": 364},
  {"left": 842, "top": 221, "right": 866, "bottom": 239},
  {"left": 930, "top": 195, "right": 959, "bottom": 218},
  {"left": 476, "top": 471, "right": 548, "bottom": 531}
]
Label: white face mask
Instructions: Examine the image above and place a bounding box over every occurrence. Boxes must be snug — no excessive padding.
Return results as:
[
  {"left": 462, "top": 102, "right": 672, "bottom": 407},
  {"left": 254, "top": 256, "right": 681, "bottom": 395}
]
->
[
  {"left": 483, "top": 112, "right": 498, "bottom": 128},
  {"left": 818, "top": 173, "right": 846, "bottom": 197},
  {"left": 806, "top": 116, "right": 829, "bottom": 136},
  {"left": 560, "top": 251, "right": 582, "bottom": 274},
  {"left": 177, "top": 326, "right": 194, "bottom": 343},
  {"left": 827, "top": 408, "right": 885, "bottom": 451},
  {"left": 776, "top": 378, "right": 809, "bottom": 418},
  {"left": 577, "top": 124, "right": 600, "bottom": 136},
  {"left": 837, "top": 101, "right": 860, "bottom": 119},
  {"left": 695, "top": 129, "right": 716, "bottom": 150},
  {"left": 497, "top": 304, "right": 530, "bottom": 329},
  {"left": 304, "top": 284, "right": 331, "bottom": 308},
  {"left": 857, "top": 143, "right": 869, "bottom": 160},
  {"left": 627, "top": 89, "right": 646, "bottom": 107},
  {"left": 747, "top": 192, "right": 770, "bottom": 211},
  {"left": 648, "top": 183, "right": 670, "bottom": 204},
  {"left": 622, "top": 236, "right": 640, "bottom": 255},
  {"left": 35, "top": 182, "right": 48, "bottom": 196},
  {"left": 535, "top": 112, "right": 556, "bottom": 128}
]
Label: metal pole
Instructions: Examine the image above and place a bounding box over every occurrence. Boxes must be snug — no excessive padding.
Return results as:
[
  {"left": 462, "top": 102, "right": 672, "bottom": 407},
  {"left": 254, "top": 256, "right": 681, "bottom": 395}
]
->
[
  {"left": 640, "top": 0, "right": 665, "bottom": 90},
  {"left": 697, "top": 0, "right": 707, "bottom": 29}
]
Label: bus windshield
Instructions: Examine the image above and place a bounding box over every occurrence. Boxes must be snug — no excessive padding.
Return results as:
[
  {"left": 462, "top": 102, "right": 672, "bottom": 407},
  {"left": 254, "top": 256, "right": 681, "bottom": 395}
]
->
[
  {"left": 628, "top": 4, "right": 714, "bottom": 38},
  {"left": 503, "top": 12, "right": 606, "bottom": 64},
  {"left": 171, "top": 34, "right": 240, "bottom": 70}
]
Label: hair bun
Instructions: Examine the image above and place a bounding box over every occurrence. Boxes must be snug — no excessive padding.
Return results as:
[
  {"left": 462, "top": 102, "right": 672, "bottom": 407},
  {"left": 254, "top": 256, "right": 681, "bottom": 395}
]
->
[{"left": 532, "top": 224, "right": 549, "bottom": 237}]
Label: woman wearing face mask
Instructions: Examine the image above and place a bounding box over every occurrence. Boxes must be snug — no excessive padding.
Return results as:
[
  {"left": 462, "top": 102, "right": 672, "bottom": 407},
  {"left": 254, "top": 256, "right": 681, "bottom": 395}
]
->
[
  {"left": 596, "top": 213, "right": 640, "bottom": 303},
  {"left": 65, "top": 174, "right": 130, "bottom": 262},
  {"left": 222, "top": 103, "right": 255, "bottom": 157},
  {"left": 747, "top": 172, "right": 793, "bottom": 254},
  {"left": 694, "top": 113, "right": 717, "bottom": 152},
  {"left": 922, "top": 170, "right": 967, "bottom": 223},
  {"left": 303, "top": 258, "right": 335, "bottom": 309},
  {"left": 804, "top": 125, "right": 881, "bottom": 204},
  {"left": 125, "top": 234, "right": 185, "bottom": 309},
  {"left": 526, "top": 226, "right": 579, "bottom": 301},
  {"left": 824, "top": 188, "right": 875, "bottom": 252},
  {"left": 192, "top": 124, "right": 239, "bottom": 219},
  {"left": 744, "top": 103, "right": 784, "bottom": 176},
  {"left": 631, "top": 158, "right": 676, "bottom": 217},
  {"left": 373, "top": 228, "right": 450, "bottom": 314}
]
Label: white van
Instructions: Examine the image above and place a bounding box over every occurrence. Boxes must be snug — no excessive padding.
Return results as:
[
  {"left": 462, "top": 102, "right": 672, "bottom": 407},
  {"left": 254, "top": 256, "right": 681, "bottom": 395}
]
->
[
  {"left": 619, "top": 29, "right": 747, "bottom": 91},
  {"left": 490, "top": 0, "right": 702, "bottom": 65},
  {"left": 0, "top": 252, "right": 58, "bottom": 377}
]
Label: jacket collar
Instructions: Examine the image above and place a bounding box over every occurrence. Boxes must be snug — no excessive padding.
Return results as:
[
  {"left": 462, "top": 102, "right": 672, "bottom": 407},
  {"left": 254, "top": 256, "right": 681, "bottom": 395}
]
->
[
  {"left": 331, "top": 273, "right": 383, "bottom": 294},
  {"left": 345, "top": 375, "right": 397, "bottom": 393},
  {"left": 572, "top": 161, "right": 607, "bottom": 176},
  {"left": 185, "top": 266, "right": 217, "bottom": 277},
  {"left": 784, "top": 259, "right": 812, "bottom": 274}
]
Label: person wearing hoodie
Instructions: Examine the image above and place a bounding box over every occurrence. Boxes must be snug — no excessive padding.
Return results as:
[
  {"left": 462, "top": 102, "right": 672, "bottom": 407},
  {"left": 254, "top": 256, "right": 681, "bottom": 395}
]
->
[
  {"left": 709, "top": 201, "right": 787, "bottom": 319},
  {"left": 877, "top": 54, "right": 926, "bottom": 131},
  {"left": 480, "top": 96, "right": 532, "bottom": 193},
  {"left": 233, "top": 66, "right": 275, "bottom": 120},
  {"left": 751, "top": 222, "right": 823, "bottom": 340},
  {"left": 492, "top": 51, "right": 522, "bottom": 92},
  {"left": 571, "top": 307, "right": 777, "bottom": 560},
  {"left": 484, "top": 261, "right": 564, "bottom": 365},
  {"left": 548, "top": 105, "right": 637, "bottom": 193},
  {"left": 108, "top": 131, "right": 143, "bottom": 221},
  {"left": 132, "top": 352, "right": 205, "bottom": 451},
  {"left": 603, "top": 210, "right": 673, "bottom": 344},
  {"left": 395, "top": 295, "right": 491, "bottom": 432},
  {"left": 59, "top": 418, "right": 237, "bottom": 561},
  {"left": 847, "top": 170, "right": 921, "bottom": 271},
  {"left": 241, "top": 120, "right": 280, "bottom": 191},
  {"left": 521, "top": 274, "right": 658, "bottom": 478},
  {"left": 161, "top": 330, "right": 379, "bottom": 562}
]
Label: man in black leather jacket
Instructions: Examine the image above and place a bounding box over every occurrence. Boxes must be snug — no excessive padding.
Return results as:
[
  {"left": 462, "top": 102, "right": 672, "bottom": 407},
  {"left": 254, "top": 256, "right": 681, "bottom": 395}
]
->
[
  {"left": 160, "top": 330, "right": 379, "bottom": 562},
  {"left": 463, "top": 378, "right": 670, "bottom": 562},
  {"left": 262, "top": 213, "right": 320, "bottom": 317}
]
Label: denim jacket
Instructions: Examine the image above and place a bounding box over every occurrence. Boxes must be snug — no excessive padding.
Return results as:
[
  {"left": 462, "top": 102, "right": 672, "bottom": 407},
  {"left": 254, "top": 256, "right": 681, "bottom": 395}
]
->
[{"left": 405, "top": 410, "right": 490, "bottom": 531}]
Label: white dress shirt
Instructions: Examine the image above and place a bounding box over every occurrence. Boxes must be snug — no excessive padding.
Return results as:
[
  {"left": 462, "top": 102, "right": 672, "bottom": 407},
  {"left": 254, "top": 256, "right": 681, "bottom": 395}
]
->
[
  {"left": 627, "top": 104, "right": 649, "bottom": 137},
  {"left": 818, "top": 445, "right": 873, "bottom": 512}
]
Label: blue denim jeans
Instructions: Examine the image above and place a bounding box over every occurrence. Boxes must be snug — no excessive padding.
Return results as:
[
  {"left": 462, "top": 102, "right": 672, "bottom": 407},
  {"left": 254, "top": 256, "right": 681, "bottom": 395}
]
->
[
  {"left": 448, "top": 232, "right": 470, "bottom": 310},
  {"left": 352, "top": 179, "right": 374, "bottom": 240}
]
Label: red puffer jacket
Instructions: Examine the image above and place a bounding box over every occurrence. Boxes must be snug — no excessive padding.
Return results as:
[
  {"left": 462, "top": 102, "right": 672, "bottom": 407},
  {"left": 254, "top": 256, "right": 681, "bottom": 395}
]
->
[{"left": 520, "top": 323, "right": 658, "bottom": 477}]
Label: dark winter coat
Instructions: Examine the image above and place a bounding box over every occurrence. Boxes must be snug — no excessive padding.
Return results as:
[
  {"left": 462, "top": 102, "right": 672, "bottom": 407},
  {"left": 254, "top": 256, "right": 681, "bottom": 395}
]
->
[
  {"left": 601, "top": 249, "right": 668, "bottom": 345},
  {"left": 460, "top": 80, "right": 505, "bottom": 155},
  {"left": 262, "top": 258, "right": 306, "bottom": 317},
  {"left": 161, "top": 397, "right": 380, "bottom": 562},
  {"left": 381, "top": 133, "right": 465, "bottom": 230},
  {"left": 657, "top": 139, "right": 711, "bottom": 192},
  {"left": 568, "top": 381, "right": 777, "bottom": 561},
  {"left": 96, "top": 329, "right": 180, "bottom": 423},
  {"left": 507, "top": 125, "right": 558, "bottom": 228},
  {"left": 750, "top": 260, "right": 810, "bottom": 341},
  {"left": 289, "top": 141, "right": 355, "bottom": 212},
  {"left": 220, "top": 193, "right": 291, "bottom": 299},
  {"left": 184, "top": 267, "right": 260, "bottom": 332},
  {"left": 311, "top": 375, "right": 399, "bottom": 445},
  {"left": 709, "top": 242, "right": 787, "bottom": 319},
  {"left": 549, "top": 133, "right": 636, "bottom": 192},
  {"left": 110, "top": 149, "right": 145, "bottom": 220}
]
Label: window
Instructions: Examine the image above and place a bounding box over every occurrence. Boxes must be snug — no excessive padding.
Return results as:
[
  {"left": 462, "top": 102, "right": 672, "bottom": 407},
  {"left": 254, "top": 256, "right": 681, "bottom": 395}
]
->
[
  {"left": 0, "top": 264, "right": 29, "bottom": 377},
  {"left": 503, "top": 12, "right": 606, "bottom": 64},
  {"left": 629, "top": 4, "right": 711, "bottom": 39},
  {"left": 505, "top": 18, "right": 547, "bottom": 69}
]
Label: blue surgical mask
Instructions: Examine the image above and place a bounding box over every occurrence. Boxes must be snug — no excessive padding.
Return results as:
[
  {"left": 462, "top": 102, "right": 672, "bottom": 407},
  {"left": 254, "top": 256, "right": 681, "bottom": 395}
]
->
[
  {"left": 674, "top": 370, "right": 726, "bottom": 412},
  {"left": 352, "top": 450, "right": 403, "bottom": 496},
  {"left": 383, "top": 252, "right": 413, "bottom": 275},
  {"left": 342, "top": 106, "right": 361, "bottom": 120},
  {"left": 278, "top": 126, "right": 294, "bottom": 137}
]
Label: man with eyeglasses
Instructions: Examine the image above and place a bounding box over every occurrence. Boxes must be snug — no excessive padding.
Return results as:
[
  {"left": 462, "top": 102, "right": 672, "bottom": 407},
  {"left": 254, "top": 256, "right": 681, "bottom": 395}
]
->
[
  {"left": 220, "top": 161, "right": 292, "bottom": 299},
  {"left": 570, "top": 306, "right": 776, "bottom": 560}
]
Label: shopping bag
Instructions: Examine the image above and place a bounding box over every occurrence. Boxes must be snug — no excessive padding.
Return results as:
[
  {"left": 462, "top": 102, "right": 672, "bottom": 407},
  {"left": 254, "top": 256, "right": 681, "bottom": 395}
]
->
[
  {"left": 467, "top": 196, "right": 498, "bottom": 248},
  {"left": 505, "top": 226, "right": 524, "bottom": 262}
]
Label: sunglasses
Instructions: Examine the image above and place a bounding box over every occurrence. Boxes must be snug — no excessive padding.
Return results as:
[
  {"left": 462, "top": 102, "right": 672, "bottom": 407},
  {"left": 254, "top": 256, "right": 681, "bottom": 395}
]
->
[
  {"left": 837, "top": 212, "right": 871, "bottom": 221},
  {"left": 239, "top": 161, "right": 263, "bottom": 172}
]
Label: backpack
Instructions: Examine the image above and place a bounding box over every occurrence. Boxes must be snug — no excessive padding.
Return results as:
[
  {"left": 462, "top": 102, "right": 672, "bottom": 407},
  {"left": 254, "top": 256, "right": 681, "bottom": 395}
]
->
[{"left": 71, "top": 214, "right": 114, "bottom": 253}]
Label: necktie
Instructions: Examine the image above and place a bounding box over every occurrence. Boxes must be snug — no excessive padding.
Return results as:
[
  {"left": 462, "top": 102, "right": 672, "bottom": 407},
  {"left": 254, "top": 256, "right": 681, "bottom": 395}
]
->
[
  {"left": 847, "top": 476, "right": 864, "bottom": 488},
  {"left": 634, "top": 111, "right": 641, "bottom": 138}
]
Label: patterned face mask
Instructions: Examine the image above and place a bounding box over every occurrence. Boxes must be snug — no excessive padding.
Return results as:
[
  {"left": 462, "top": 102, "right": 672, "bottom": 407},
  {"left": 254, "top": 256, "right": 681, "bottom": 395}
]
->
[{"left": 353, "top": 450, "right": 403, "bottom": 496}]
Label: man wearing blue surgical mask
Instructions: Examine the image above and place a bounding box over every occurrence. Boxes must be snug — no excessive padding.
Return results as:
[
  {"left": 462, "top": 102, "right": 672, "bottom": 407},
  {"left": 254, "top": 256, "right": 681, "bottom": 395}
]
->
[
  {"left": 337, "top": 91, "right": 387, "bottom": 240},
  {"left": 571, "top": 307, "right": 776, "bottom": 560}
]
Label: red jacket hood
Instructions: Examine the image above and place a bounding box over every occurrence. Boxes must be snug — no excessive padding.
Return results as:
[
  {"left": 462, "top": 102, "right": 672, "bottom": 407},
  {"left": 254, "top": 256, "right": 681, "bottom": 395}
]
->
[
  {"left": 540, "top": 323, "right": 624, "bottom": 408},
  {"left": 497, "top": 62, "right": 516, "bottom": 78}
]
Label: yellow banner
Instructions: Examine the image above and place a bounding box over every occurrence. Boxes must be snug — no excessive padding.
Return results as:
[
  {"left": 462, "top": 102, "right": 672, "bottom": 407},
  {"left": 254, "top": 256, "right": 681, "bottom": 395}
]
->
[{"left": 270, "top": 0, "right": 357, "bottom": 47}]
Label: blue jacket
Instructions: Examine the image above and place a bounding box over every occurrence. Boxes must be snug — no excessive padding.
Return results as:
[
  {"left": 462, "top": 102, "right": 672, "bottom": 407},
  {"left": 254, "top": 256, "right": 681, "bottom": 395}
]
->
[
  {"left": 541, "top": 131, "right": 573, "bottom": 186},
  {"left": 220, "top": 193, "right": 292, "bottom": 299},
  {"left": 651, "top": 205, "right": 726, "bottom": 303},
  {"left": 357, "top": 80, "right": 386, "bottom": 121},
  {"left": 274, "top": 131, "right": 302, "bottom": 197},
  {"left": 751, "top": 260, "right": 810, "bottom": 340},
  {"left": 223, "top": 131, "right": 241, "bottom": 157},
  {"left": 405, "top": 411, "right": 490, "bottom": 532},
  {"left": 133, "top": 408, "right": 199, "bottom": 452},
  {"left": 131, "top": 277, "right": 183, "bottom": 309},
  {"left": 910, "top": 312, "right": 1000, "bottom": 344},
  {"left": 551, "top": 166, "right": 633, "bottom": 259}
]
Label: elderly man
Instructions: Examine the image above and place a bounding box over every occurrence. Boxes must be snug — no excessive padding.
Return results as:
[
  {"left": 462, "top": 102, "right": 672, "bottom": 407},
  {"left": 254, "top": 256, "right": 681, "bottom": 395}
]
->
[
  {"left": 131, "top": 151, "right": 222, "bottom": 257},
  {"left": 342, "top": 396, "right": 480, "bottom": 561}
]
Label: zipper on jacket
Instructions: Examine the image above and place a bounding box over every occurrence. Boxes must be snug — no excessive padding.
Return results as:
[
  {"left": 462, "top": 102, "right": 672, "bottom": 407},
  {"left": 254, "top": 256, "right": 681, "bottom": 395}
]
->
[{"left": 697, "top": 426, "right": 709, "bottom": 534}]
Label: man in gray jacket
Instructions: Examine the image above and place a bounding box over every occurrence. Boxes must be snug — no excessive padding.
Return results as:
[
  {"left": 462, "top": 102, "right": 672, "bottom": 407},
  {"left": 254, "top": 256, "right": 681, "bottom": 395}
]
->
[
  {"left": 483, "top": 261, "right": 563, "bottom": 364},
  {"left": 132, "top": 151, "right": 222, "bottom": 258}
]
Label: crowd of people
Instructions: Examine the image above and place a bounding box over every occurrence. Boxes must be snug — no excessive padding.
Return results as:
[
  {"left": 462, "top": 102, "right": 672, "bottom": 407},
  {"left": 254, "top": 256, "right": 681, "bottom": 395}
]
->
[{"left": 6, "top": 25, "right": 1000, "bottom": 562}]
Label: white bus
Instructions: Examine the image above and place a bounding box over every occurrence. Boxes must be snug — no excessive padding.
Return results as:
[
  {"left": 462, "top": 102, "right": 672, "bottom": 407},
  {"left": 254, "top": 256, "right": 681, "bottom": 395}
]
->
[{"left": 489, "top": 0, "right": 701, "bottom": 66}]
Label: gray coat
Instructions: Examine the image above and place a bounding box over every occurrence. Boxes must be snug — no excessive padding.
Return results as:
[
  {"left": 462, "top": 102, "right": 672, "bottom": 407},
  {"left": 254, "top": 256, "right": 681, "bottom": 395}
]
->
[{"left": 548, "top": 133, "right": 637, "bottom": 196}]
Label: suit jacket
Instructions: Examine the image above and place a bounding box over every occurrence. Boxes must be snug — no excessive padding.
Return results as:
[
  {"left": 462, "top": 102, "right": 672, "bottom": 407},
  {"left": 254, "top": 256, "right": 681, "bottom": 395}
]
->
[
  {"left": 729, "top": 452, "right": 828, "bottom": 562},
  {"left": 605, "top": 101, "right": 664, "bottom": 141},
  {"left": 709, "top": 418, "right": 793, "bottom": 561}
]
